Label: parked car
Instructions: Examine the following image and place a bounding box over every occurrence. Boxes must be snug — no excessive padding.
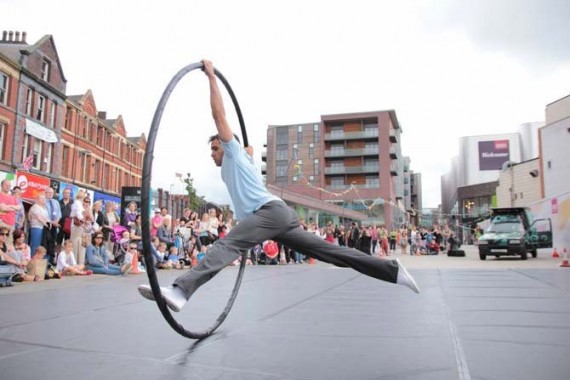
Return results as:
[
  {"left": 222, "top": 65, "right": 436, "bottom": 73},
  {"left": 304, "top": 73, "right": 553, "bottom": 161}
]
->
[{"left": 478, "top": 207, "right": 552, "bottom": 260}]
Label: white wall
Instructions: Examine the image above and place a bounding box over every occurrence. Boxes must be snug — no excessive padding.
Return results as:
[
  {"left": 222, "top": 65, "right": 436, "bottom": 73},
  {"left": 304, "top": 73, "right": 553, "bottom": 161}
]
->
[
  {"left": 540, "top": 118, "right": 570, "bottom": 198},
  {"left": 458, "top": 133, "right": 523, "bottom": 187}
]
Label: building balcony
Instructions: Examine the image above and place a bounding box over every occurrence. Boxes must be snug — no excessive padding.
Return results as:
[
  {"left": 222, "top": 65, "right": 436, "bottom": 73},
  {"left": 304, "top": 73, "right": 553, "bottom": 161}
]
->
[
  {"left": 261, "top": 150, "right": 267, "bottom": 162},
  {"left": 324, "top": 164, "right": 379, "bottom": 175},
  {"left": 261, "top": 163, "right": 266, "bottom": 174},
  {"left": 324, "top": 148, "right": 378, "bottom": 158},
  {"left": 324, "top": 130, "right": 379, "bottom": 141},
  {"left": 326, "top": 183, "right": 379, "bottom": 191},
  {"left": 390, "top": 162, "right": 398, "bottom": 176},
  {"left": 389, "top": 129, "right": 398, "bottom": 143},
  {"left": 389, "top": 146, "right": 398, "bottom": 159},
  {"left": 404, "top": 177, "right": 409, "bottom": 184}
]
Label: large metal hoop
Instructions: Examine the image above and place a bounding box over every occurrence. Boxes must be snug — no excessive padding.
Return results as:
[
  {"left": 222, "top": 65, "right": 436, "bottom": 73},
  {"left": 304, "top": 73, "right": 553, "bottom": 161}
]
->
[{"left": 141, "top": 62, "right": 248, "bottom": 339}]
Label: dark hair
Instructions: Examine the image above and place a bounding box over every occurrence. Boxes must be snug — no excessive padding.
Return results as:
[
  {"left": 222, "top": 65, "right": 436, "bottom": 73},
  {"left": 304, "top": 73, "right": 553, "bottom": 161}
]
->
[
  {"left": 92, "top": 234, "right": 104, "bottom": 245},
  {"left": 12, "top": 228, "right": 25, "bottom": 240},
  {"left": 208, "top": 133, "right": 240, "bottom": 144},
  {"left": 12, "top": 186, "right": 21, "bottom": 192}
]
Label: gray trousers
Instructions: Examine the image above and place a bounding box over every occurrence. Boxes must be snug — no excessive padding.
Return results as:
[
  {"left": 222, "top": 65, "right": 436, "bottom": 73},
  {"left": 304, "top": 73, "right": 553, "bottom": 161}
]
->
[{"left": 174, "top": 201, "right": 399, "bottom": 299}]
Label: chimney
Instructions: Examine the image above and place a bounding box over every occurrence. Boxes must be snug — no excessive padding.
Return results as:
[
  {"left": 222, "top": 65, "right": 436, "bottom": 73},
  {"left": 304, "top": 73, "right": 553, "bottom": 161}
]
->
[
  {"left": 8, "top": 31, "right": 13, "bottom": 41},
  {"left": 15, "top": 31, "right": 20, "bottom": 41},
  {"left": 1, "top": 31, "right": 6, "bottom": 42},
  {"left": 22, "top": 32, "right": 27, "bottom": 43},
  {"left": 98, "top": 111, "right": 107, "bottom": 119}
]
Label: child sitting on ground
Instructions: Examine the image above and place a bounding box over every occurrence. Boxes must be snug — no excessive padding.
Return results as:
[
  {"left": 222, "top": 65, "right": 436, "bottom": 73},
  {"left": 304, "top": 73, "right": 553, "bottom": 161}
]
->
[
  {"left": 156, "top": 242, "right": 172, "bottom": 269},
  {"left": 165, "top": 245, "right": 183, "bottom": 270},
  {"left": 57, "top": 240, "right": 93, "bottom": 276}
]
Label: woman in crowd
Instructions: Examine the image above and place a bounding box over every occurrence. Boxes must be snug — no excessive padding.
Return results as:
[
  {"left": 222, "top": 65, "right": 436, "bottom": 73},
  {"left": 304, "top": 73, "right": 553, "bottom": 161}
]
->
[
  {"left": 102, "top": 201, "right": 120, "bottom": 252},
  {"left": 4, "top": 228, "right": 37, "bottom": 282},
  {"left": 123, "top": 201, "right": 138, "bottom": 228},
  {"left": 91, "top": 200, "right": 104, "bottom": 235},
  {"left": 85, "top": 232, "right": 131, "bottom": 275},
  {"left": 197, "top": 212, "right": 210, "bottom": 246},
  {"left": 157, "top": 216, "right": 175, "bottom": 248},
  {"left": 27, "top": 193, "right": 51, "bottom": 257}
]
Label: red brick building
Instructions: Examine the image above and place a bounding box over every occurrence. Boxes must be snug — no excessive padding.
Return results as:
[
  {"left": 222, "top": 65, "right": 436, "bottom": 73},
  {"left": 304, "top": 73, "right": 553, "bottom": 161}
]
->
[
  {"left": 0, "top": 30, "right": 144, "bottom": 198},
  {"left": 63, "top": 91, "right": 145, "bottom": 195}
]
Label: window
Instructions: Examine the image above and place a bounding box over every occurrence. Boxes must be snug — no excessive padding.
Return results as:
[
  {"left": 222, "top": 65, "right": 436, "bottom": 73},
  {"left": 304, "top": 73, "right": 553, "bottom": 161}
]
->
[
  {"left": 25, "top": 89, "right": 33, "bottom": 116},
  {"left": 41, "top": 59, "right": 51, "bottom": 82},
  {"left": 330, "top": 125, "right": 343, "bottom": 137},
  {"left": 297, "top": 125, "right": 303, "bottom": 144},
  {"left": 0, "top": 123, "right": 5, "bottom": 160},
  {"left": 276, "top": 164, "right": 288, "bottom": 177},
  {"left": 49, "top": 101, "right": 57, "bottom": 128},
  {"left": 331, "top": 143, "right": 344, "bottom": 155},
  {"left": 365, "top": 142, "right": 378, "bottom": 153},
  {"left": 331, "top": 160, "right": 344, "bottom": 169},
  {"left": 331, "top": 177, "right": 344, "bottom": 188},
  {"left": 0, "top": 73, "right": 8, "bottom": 105},
  {"left": 366, "top": 176, "right": 379, "bottom": 188},
  {"left": 292, "top": 144, "right": 298, "bottom": 159},
  {"left": 80, "top": 153, "right": 88, "bottom": 183},
  {"left": 313, "top": 159, "right": 319, "bottom": 175},
  {"left": 64, "top": 107, "right": 71, "bottom": 130},
  {"left": 36, "top": 95, "right": 46, "bottom": 121},
  {"left": 45, "top": 144, "right": 52, "bottom": 173},
  {"left": 313, "top": 124, "right": 319, "bottom": 143},
  {"left": 93, "top": 159, "right": 100, "bottom": 185},
  {"left": 276, "top": 148, "right": 288, "bottom": 160},
  {"left": 62, "top": 146, "right": 70, "bottom": 177},
  {"left": 33, "top": 138, "right": 42, "bottom": 170},
  {"left": 276, "top": 127, "right": 288, "bottom": 145},
  {"left": 309, "top": 143, "right": 314, "bottom": 159}
]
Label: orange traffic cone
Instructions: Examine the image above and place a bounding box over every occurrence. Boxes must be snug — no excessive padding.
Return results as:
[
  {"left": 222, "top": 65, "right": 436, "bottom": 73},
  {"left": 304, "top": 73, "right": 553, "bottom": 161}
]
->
[
  {"left": 131, "top": 252, "right": 141, "bottom": 274},
  {"left": 552, "top": 247, "right": 560, "bottom": 258},
  {"left": 560, "top": 249, "right": 570, "bottom": 268}
]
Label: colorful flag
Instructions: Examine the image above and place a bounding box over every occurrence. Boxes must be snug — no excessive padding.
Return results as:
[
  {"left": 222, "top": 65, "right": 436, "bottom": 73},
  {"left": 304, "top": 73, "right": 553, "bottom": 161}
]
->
[
  {"left": 175, "top": 172, "right": 183, "bottom": 178},
  {"left": 22, "top": 154, "right": 33, "bottom": 171}
]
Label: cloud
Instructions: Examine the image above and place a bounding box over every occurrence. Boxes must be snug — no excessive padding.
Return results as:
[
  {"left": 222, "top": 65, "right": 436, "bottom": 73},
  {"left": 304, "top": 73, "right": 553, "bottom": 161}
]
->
[{"left": 420, "top": 0, "right": 570, "bottom": 68}]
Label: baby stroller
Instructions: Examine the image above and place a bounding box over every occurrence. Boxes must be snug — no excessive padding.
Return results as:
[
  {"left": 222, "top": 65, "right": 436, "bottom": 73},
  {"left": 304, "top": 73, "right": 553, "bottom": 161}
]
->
[{"left": 111, "top": 224, "right": 129, "bottom": 264}]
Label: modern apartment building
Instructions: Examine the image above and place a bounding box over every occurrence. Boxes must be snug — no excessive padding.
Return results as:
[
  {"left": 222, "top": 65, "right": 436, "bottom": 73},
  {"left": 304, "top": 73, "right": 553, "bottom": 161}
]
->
[{"left": 263, "top": 110, "right": 416, "bottom": 227}]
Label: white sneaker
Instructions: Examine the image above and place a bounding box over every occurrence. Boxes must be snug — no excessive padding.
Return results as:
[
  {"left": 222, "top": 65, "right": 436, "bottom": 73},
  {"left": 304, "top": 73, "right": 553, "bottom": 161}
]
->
[
  {"left": 137, "top": 284, "right": 187, "bottom": 312},
  {"left": 395, "top": 259, "right": 420, "bottom": 294}
]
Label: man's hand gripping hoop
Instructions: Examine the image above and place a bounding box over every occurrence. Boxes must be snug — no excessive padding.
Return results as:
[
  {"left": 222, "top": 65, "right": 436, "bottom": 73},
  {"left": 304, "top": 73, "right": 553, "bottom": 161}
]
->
[{"left": 141, "top": 62, "right": 248, "bottom": 339}]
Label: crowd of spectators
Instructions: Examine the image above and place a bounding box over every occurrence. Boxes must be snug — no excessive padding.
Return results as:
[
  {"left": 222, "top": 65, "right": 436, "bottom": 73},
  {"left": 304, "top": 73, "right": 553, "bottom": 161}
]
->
[{"left": 0, "top": 177, "right": 460, "bottom": 288}]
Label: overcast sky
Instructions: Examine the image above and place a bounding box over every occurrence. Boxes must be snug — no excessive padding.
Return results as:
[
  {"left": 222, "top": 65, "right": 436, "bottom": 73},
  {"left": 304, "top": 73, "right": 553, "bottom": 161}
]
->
[{"left": 4, "top": 0, "right": 570, "bottom": 208}]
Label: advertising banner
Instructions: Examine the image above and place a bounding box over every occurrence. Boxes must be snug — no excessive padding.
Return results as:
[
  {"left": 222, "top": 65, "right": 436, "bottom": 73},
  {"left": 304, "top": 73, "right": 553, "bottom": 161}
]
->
[
  {"left": 478, "top": 140, "right": 510, "bottom": 171},
  {"left": 16, "top": 171, "right": 51, "bottom": 201}
]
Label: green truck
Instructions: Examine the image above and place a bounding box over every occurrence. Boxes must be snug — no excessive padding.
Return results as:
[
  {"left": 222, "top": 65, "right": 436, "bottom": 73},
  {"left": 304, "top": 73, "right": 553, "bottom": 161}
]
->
[{"left": 478, "top": 207, "right": 553, "bottom": 260}]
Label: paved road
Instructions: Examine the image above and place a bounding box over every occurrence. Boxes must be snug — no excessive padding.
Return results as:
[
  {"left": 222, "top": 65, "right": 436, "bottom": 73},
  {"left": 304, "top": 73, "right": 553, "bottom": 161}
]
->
[{"left": 0, "top": 246, "right": 569, "bottom": 379}]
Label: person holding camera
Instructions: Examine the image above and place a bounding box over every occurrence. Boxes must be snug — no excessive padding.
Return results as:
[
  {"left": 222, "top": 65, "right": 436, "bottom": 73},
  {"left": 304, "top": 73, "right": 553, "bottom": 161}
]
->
[{"left": 27, "top": 193, "right": 51, "bottom": 258}]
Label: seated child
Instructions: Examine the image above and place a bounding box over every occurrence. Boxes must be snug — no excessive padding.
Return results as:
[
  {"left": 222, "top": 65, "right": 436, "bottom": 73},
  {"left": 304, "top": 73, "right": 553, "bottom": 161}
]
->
[
  {"left": 156, "top": 242, "right": 172, "bottom": 269},
  {"left": 164, "top": 245, "right": 183, "bottom": 270},
  {"left": 57, "top": 240, "right": 93, "bottom": 276}
]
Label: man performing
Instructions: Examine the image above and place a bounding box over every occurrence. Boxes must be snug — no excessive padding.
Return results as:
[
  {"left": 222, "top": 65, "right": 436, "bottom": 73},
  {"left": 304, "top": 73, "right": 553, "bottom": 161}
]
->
[{"left": 138, "top": 60, "right": 419, "bottom": 312}]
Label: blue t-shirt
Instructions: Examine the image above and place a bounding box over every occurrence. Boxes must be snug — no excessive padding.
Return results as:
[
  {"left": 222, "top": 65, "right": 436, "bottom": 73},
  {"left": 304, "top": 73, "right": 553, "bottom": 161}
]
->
[{"left": 221, "top": 138, "right": 280, "bottom": 220}]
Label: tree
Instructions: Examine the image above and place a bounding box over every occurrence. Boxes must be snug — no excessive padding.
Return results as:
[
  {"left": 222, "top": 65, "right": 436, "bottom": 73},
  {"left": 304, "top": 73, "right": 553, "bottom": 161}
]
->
[{"left": 182, "top": 172, "right": 205, "bottom": 211}]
